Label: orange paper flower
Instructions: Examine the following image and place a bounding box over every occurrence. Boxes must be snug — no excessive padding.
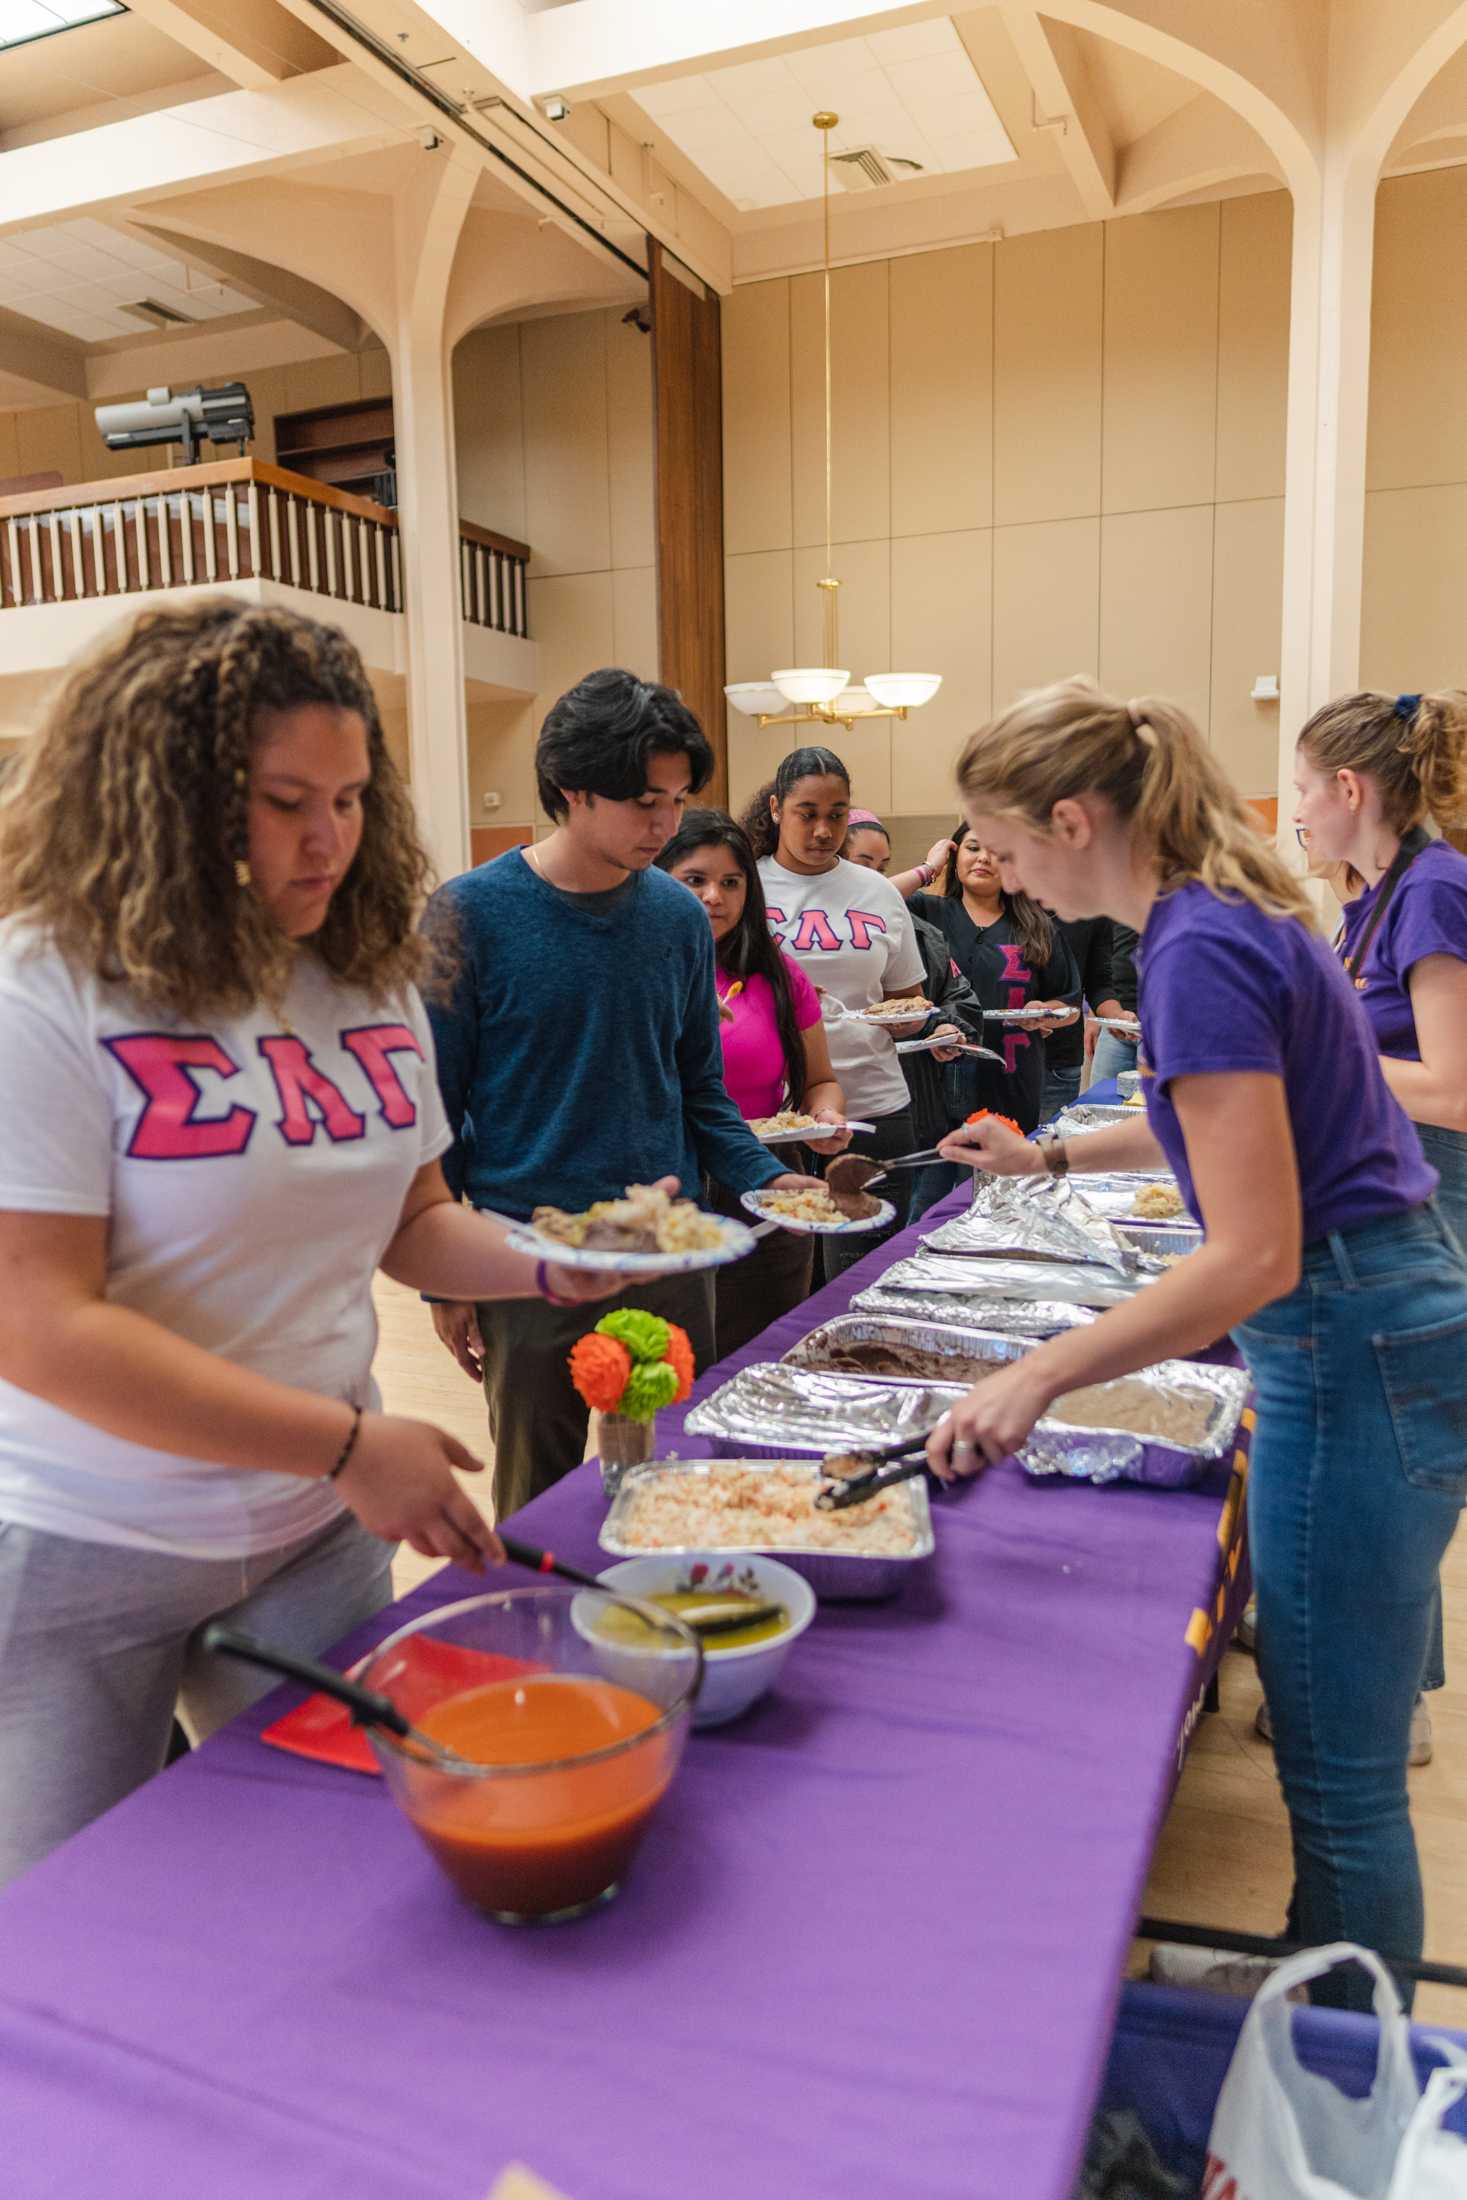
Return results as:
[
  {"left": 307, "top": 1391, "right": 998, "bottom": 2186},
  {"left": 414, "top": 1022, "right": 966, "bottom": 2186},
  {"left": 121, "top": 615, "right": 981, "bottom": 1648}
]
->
[
  {"left": 664, "top": 1322, "right": 695, "bottom": 1405},
  {"left": 568, "top": 1331, "right": 632, "bottom": 1413},
  {"left": 965, "top": 1109, "right": 1022, "bottom": 1136}
]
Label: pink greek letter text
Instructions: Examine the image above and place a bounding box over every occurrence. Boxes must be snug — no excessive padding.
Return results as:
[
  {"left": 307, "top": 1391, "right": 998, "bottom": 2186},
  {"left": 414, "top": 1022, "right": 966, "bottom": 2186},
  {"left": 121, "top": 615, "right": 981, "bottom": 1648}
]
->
[
  {"left": 258, "top": 1036, "right": 366, "bottom": 1146},
  {"left": 105, "top": 1035, "right": 255, "bottom": 1160},
  {"left": 341, "top": 1024, "right": 423, "bottom": 1130}
]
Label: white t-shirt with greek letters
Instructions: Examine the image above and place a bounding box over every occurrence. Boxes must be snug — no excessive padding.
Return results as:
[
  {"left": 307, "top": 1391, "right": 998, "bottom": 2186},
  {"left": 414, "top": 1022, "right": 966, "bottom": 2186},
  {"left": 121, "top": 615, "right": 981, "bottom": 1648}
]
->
[
  {"left": 757, "top": 856, "right": 925, "bottom": 1119},
  {"left": 0, "top": 924, "right": 451, "bottom": 1558}
]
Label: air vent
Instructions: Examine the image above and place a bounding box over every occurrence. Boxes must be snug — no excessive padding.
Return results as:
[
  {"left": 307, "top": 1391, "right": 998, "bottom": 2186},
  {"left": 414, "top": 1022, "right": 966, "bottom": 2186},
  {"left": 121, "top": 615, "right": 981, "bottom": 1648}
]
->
[
  {"left": 831, "top": 147, "right": 925, "bottom": 192},
  {"left": 121, "top": 298, "right": 196, "bottom": 329}
]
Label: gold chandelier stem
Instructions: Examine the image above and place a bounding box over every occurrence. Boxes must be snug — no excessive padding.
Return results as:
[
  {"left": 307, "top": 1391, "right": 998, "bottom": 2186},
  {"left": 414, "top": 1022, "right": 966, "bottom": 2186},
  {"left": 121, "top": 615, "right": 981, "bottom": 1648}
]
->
[{"left": 823, "top": 119, "right": 832, "bottom": 594}]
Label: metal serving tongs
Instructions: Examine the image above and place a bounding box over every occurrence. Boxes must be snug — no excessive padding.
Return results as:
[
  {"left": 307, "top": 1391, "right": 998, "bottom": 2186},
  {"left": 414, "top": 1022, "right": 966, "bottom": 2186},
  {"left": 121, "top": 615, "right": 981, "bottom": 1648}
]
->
[
  {"left": 814, "top": 1434, "right": 932, "bottom": 1512},
  {"left": 823, "top": 1146, "right": 943, "bottom": 1215}
]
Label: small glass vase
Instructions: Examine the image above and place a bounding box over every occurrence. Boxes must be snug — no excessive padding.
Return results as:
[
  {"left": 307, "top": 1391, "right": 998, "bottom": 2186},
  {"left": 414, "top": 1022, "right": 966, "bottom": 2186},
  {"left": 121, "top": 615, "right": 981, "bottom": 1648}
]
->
[{"left": 598, "top": 1410, "right": 656, "bottom": 1499}]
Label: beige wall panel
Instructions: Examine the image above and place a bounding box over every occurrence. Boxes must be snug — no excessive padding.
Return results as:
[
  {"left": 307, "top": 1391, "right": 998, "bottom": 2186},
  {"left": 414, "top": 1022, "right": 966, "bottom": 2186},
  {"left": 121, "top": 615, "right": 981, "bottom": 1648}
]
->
[
  {"left": 1216, "top": 192, "right": 1291, "bottom": 503},
  {"left": 1211, "top": 498, "right": 1284, "bottom": 797},
  {"left": 359, "top": 348, "right": 392, "bottom": 402},
  {"left": 0, "top": 412, "right": 19, "bottom": 482},
  {"left": 526, "top": 569, "right": 616, "bottom": 717},
  {"left": 243, "top": 366, "right": 288, "bottom": 463},
  {"left": 282, "top": 355, "right": 361, "bottom": 414},
  {"left": 723, "top": 546, "right": 793, "bottom": 812},
  {"left": 992, "top": 517, "right": 1101, "bottom": 705},
  {"left": 793, "top": 536, "right": 890, "bottom": 674},
  {"left": 454, "top": 324, "right": 527, "bottom": 542},
  {"left": 611, "top": 565, "right": 658, "bottom": 677},
  {"left": 994, "top": 225, "right": 1102, "bottom": 527},
  {"left": 1361, "top": 485, "right": 1467, "bottom": 693},
  {"left": 890, "top": 528, "right": 992, "bottom": 816},
  {"left": 605, "top": 308, "right": 655, "bottom": 572},
  {"left": 722, "top": 278, "right": 792, "bottom": 557},
  {"left": 17, "top": 405, "right": 84, "bottom": 486},
  {"left": 791, "top": 259, "right": 890, "bottom": 549},
  {"left": 1369, "top": 170, "right": 1467, "bottom": 494},
  {"left": 1099, "top": 505, "right": 1214, "bottom": 733},
  {"left": 521, "top": 314, "right": 612, "bottom": 578},
  {"left": 468, "top": 698, "right": 537, "bottom": 826},
  {"left": 890, "top": 244, "right": 993, "bottom": 539},
  {"left": 1103, "top": 205, "right": 1219, "bottom": 515}
]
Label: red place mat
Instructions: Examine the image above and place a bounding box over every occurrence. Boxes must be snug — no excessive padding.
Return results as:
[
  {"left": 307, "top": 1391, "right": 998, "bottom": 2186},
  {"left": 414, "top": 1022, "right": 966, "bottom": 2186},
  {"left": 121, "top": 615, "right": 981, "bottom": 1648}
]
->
[{"left": 260, "top": 1639, "right": 537, "bottom": 1776}]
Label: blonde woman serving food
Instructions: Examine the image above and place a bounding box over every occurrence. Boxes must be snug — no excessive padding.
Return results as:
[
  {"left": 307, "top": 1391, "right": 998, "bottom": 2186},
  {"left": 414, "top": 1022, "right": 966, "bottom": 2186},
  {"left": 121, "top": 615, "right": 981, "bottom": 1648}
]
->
[
  {"left": 925, "top": 676, "right": 1467, "bottom": 2013},
  {"left": 0, "top": 601, "right": 619, "bottom": 1887}
]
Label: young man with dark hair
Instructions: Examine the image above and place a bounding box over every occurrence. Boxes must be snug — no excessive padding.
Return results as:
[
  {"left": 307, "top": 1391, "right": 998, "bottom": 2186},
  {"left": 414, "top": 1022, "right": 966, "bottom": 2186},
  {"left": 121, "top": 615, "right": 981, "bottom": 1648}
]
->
[{"left": 425, "top": 668, "right": 817, "bottom": 1519}]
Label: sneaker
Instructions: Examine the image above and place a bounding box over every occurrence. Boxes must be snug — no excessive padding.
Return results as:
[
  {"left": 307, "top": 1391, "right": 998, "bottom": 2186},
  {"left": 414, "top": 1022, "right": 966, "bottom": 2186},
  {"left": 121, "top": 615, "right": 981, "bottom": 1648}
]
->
[
  {"left": 1148, "top": 1943, "right": 1305, "bottom": 2001},
  {"left": 1236, "top": 1598, "right": 1257, "bottom": 1653},
  {"left": 1255, "top": 1694, "right": 1433, "bottom": 1765}
]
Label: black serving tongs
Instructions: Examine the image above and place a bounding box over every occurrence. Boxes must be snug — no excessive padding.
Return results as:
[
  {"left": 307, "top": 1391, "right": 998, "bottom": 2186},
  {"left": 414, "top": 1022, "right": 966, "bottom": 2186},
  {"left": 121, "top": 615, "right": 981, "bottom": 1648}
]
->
[{"left": 814, "top": 1436, "right": 933, "bottom": 1512}]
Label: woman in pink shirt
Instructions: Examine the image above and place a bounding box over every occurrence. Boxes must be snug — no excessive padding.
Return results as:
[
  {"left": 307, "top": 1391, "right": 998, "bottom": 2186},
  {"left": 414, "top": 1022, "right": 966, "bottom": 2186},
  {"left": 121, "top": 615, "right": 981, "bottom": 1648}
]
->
[{"left": 658, "top": 810, "right": 848, "bottom": 1354}]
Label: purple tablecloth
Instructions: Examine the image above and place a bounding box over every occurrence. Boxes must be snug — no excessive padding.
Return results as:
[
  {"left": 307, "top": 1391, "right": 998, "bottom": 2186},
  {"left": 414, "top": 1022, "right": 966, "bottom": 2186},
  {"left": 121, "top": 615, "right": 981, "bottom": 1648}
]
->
[{"left": 0, "top": 1170, "right": 1251, "bottom": 2200}]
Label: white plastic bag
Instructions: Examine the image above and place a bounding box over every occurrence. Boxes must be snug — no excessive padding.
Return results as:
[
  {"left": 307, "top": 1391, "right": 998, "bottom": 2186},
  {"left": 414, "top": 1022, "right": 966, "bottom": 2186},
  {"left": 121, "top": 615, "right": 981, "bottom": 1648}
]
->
[
  {"left": 1387, "top": 2062, "right": 1467, "bottom": 2197},
  {"left": 1204, "top": 1944, "right": 1421, "bottom": 2199}
]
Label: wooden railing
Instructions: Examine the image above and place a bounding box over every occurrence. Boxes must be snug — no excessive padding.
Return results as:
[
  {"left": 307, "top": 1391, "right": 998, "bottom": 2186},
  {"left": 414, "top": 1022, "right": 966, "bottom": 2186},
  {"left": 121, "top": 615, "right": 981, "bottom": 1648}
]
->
[
  {"left": 0, "top": 460, "right": 532, "bottom": 641},
  {"left": 459, "top": 518, "right": 530, "bottom": 638}
]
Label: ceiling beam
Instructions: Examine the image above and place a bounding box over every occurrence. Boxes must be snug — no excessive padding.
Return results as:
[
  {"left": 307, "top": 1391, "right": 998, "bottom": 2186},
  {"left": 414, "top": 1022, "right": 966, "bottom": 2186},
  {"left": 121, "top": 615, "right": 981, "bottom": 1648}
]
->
[
  {"left": 997, "top": 6, "right": 1116, "bottom": 218},
  {"left": 124, "top": 219, "right": 370, "bottom": 350},
  {"left": 1115, "top": 92, "right": 1280, "bottom": 213},
  {"left": 116, "top": 0, "right": 319, "bottom": 91},
  {"left": 0, "top": 309, "right": 88, "bottom": 402},
  {"left": 0, "top": 64, "right": 413, "bottom": 237}
]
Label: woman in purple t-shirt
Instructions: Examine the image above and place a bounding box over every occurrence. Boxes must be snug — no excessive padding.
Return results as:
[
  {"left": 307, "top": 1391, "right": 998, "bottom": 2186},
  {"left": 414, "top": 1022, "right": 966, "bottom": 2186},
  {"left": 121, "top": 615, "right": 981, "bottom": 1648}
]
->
[
  {"left": 921, "top": 675, "right": 1467, "bottom": 2013},
  {"left": 658, "top": 810, "right": 848, "bottom": 1356}
]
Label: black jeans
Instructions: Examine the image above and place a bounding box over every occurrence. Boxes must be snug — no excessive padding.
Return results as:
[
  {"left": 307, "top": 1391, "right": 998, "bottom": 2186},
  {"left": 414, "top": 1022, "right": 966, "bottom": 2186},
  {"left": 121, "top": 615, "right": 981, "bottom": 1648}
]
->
[
  {"left": 819, "top": 1107, "right": 916, "bottom": 1283},
  {"left": 707, "top": 1177, "right": 814, "bottom": 1359}
]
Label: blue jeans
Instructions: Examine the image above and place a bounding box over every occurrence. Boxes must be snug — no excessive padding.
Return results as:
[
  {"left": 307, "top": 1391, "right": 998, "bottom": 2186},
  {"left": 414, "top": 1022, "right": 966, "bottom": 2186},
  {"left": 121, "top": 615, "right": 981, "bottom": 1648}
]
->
[
  {"left": 906, "top": 1160, "right": 966, "bottom": 1220},
  {"left": 1091, "top": 1029, "right": 1138, "bottom": 1084},
  {"left": 1234, "top": 1203, "right": 1467, "bottom": 2010},
  {"left": 1041, "top": 1061, "right": 1083, "bottom": 1124},
  {"left": 1416, "top": 1124, "right": 1467, "bottom": 1694},
  {"left": 820, "top": 1107, "right": 916, "bottom": 1284}
]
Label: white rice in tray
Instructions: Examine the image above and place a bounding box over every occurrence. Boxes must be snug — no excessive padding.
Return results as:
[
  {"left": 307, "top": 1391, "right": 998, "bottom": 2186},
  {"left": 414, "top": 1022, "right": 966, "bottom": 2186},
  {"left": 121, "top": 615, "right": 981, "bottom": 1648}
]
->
[{"left": 614, "top": 1462, "right": 919, "bottom": 1558}]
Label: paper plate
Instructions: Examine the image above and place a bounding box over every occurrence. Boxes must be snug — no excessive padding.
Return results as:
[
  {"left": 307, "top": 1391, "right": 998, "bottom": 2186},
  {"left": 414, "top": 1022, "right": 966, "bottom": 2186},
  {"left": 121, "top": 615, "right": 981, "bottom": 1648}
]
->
[
  {"left": 749, "top": 1117, "right": 875, "bottom": 1143},
  {"left": 506, "top": 1214, "right": 757, "bottom": 1275},
  {"left": 740, "top": 1187, "right": 896, "bottom": 1237}
]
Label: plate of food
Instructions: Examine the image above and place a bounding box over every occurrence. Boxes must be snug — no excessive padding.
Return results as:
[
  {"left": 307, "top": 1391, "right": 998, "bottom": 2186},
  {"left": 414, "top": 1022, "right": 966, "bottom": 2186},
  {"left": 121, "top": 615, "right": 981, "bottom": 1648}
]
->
[
  {"left": 847, "top": 996, "right": 936, "bottom": 1025},
  {"left": 981, "top": 1004, "right": 1059, "bottom": 1026},
  {"left": 741, "top": 1185, "right": 895, "bottom": 1236},
  {"left": 507, "top": 1183, "right": 756, "bottom": 1274},
  {"left": 746, "top": 1111, "right": 873, "bottom": 1144}
]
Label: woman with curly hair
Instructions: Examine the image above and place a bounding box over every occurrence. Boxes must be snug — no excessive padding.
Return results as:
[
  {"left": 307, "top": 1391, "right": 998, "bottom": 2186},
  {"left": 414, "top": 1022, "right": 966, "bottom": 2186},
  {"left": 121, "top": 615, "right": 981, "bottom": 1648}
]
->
[{"left": 0, "top": 599, "right": 618, "bottom": 1886}]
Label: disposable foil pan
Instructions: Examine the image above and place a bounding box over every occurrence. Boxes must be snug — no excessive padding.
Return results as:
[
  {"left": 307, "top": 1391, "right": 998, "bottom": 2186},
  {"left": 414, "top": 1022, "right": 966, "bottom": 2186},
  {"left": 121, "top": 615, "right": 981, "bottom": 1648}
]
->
[
  {"left": 684, "top": 1363, "right": 965, "bottom": 1459},
  {"left": 851, "top": 1285, "right": 1098, "bottom": 1336},
  {"left": 1053, "top": 1103, "right": 1138, "bottom": 1137},
  {"left": 1074, "top": 1174, "right": 1196, "bottom": 1222},
  {"left": 1114, "top": 1223, "right": 1200, "bottom": 1262},
  {"left": 598, "top": 1456, "right": 934, "bottom": 1600},
  {"left": 921, "top": 1176, "right": 1139, "bottom": 1273},
  {"left": 783, "top": 1314, "right": 1039, "bottom": 1387},
  {"left": 873, "top": 1250, "right": 1153, "bottom": 1309},
  {"left": 1024, "top": 1360, "right": 1252, "bottom": 1489}
]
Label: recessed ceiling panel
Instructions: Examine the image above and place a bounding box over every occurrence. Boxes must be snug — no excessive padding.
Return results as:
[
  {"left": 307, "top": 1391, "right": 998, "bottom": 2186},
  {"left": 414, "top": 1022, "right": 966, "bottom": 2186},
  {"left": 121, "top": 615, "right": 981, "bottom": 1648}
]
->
[
  {"left": 0, "top": 1, "right": 125, "bottom": 51},
  {"left": 0, "top": 220, "right": 255, "bottom": 342}
]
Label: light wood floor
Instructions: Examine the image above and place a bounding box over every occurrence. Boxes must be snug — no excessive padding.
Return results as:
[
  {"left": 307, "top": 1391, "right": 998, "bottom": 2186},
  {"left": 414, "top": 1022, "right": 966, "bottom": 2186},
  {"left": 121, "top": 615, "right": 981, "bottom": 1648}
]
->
[{"left": 372, "top": 1276, "right": 1467, "bottom": 2028}]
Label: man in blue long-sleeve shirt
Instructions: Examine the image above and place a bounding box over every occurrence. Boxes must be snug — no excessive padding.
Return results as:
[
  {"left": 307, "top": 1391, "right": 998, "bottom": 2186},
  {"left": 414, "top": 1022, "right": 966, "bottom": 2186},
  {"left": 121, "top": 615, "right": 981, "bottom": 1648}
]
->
[{"left": 425, "top": 669, "right": 813, "bottom": 1518}]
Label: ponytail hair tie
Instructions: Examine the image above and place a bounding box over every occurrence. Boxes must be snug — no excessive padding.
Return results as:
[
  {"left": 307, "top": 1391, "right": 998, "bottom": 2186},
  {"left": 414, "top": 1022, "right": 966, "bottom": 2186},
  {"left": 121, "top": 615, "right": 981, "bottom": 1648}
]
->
[
  {"left": 1126, "top": 700, "right": 1157, "bottom": 747},
  {"left": 1395, "top": 692, "right": 1422, "bottom": 721}
]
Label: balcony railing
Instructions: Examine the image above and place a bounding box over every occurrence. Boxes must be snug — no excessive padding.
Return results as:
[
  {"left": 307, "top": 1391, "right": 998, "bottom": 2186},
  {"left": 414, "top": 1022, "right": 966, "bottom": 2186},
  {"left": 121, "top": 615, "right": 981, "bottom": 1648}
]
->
[{"left": 0, "top": 459, "right": 531, "bottom": 642}]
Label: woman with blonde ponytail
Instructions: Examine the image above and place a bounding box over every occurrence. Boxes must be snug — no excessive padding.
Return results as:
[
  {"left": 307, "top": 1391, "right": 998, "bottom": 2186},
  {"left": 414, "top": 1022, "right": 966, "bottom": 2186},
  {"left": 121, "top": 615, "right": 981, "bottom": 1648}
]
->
[{"left": 922, "top": 675, "right": 1467, "bottom": 2014}]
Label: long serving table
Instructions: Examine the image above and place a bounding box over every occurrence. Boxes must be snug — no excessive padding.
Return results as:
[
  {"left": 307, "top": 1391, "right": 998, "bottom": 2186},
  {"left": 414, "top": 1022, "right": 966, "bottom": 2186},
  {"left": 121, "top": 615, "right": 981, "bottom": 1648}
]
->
[{"left": 0, "top": 1168, "right": 1251, "bottom": 2200}]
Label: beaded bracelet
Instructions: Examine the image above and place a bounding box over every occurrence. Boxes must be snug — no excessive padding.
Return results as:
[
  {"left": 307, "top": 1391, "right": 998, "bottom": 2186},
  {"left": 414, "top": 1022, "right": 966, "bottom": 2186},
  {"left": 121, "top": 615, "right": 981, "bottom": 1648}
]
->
[
  {"left": 327, "top": 1404, "right": 363, "bottom": 1481},
  {"left": 536, "top": 1257, "right": 581, "bottom": 1309}
]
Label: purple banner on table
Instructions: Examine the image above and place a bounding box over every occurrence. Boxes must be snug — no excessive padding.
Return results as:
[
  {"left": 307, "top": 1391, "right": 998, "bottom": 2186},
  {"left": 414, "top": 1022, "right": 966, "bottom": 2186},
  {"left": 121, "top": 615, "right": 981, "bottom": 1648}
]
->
[{"left": 0, "top": 1164, "right": 1251, "bottom": 2200}]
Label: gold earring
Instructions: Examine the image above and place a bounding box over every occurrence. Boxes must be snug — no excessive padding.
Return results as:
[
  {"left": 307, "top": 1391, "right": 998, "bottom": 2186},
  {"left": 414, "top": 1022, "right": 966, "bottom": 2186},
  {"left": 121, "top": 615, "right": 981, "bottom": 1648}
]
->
[{"left": 235, "top": 859, "right": 252, "bottom": 887}]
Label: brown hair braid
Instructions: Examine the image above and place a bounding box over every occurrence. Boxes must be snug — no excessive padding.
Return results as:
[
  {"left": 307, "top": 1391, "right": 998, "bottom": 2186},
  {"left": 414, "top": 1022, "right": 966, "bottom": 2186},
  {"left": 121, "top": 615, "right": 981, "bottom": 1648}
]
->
[{"left": 0, "top": 598, "right": 433, "bottom": 1018}]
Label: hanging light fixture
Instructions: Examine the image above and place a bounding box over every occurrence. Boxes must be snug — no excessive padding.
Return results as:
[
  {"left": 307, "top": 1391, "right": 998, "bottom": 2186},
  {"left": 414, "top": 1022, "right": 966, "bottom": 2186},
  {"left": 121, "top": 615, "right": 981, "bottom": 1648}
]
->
[{"left": 725, "top": 111, "right": 942, "bottom": 734}]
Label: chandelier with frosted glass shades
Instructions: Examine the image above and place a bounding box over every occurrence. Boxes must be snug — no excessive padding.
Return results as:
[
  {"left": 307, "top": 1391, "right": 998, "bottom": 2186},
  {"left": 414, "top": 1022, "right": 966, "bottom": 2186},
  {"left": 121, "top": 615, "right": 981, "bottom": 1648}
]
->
[{"left": 724, "top": 111, "right": 942, "bottom": 734}]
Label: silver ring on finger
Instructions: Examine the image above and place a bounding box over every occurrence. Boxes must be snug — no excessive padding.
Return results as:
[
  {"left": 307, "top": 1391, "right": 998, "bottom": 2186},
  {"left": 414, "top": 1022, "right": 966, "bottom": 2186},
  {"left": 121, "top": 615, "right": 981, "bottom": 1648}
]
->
[{"left": 952, "top": 1438, "right": 978, "bottom": 1453}]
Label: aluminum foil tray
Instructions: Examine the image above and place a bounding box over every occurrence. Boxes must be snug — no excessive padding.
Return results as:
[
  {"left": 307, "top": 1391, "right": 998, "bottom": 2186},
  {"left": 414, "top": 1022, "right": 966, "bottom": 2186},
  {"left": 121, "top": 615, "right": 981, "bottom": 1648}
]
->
[
  {"left": 782, "top": 1313, "right": 1038, "bottom": 1388},
  {"left": 599, "top": 1456, "right": 933, "bottom": 1600},
  {"left": 1053, "top": 1103, "right": 1138, "bottom": 1136},
  {"left": 1114, "top": 1223, "right": 1200, "bottom": 1262},
  {"left": 921, "top": 1177, "right": 1138, "bottom": 1272},
  {"left": 1025, "top": 1360, "right": 1252, "bottom": 1488},
  {"left": 850, "top": 1284, "right": 1098, "bottom": 1336},
  {"left": 1047, "top": 1172, "right": 1183, "bottom": 1214},
  {"left": 874, "top": 1250, "right": 1152, "bottom": 1309},
  {"left": 684, "top": 1363, "right": 965, "bottom": 1459}
]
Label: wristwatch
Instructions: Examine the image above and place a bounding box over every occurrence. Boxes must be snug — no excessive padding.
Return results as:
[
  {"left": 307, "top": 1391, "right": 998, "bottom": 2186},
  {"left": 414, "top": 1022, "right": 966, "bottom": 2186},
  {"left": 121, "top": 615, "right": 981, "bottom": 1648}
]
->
[{"left": 1039, "top": 1136, "right": 1070, "bottom": 1178}]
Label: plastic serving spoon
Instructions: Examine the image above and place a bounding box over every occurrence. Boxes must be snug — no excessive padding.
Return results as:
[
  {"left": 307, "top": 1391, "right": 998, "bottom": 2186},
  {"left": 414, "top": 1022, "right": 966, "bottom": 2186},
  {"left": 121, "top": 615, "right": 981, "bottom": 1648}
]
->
[{"left": 203, "top": 1624, "right": 477, "bottom": 1771}]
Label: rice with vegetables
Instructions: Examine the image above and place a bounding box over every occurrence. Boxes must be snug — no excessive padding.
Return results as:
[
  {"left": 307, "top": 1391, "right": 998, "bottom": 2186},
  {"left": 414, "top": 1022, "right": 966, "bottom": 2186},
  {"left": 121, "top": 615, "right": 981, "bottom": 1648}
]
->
[{"left": 615, "top": 1462, "right": 919, "bottom": 1556}]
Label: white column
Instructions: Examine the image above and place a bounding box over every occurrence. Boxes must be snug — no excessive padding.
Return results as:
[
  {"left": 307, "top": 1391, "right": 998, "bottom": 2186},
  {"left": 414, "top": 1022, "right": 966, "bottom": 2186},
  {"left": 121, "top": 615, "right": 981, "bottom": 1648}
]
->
[{"left": 390, "top": 152, "right": 477, "bottom": 884}]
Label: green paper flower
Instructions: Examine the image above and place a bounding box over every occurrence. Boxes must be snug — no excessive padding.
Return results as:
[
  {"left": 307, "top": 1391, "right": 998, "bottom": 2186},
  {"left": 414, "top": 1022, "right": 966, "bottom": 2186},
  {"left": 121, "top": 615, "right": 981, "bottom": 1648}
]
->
[
  {"left": 620, "top": 1359, "right": 679, "bottom": 1421},
  {"left": 596, "top": 1308, "right": 671, "bottom": 1364}
]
